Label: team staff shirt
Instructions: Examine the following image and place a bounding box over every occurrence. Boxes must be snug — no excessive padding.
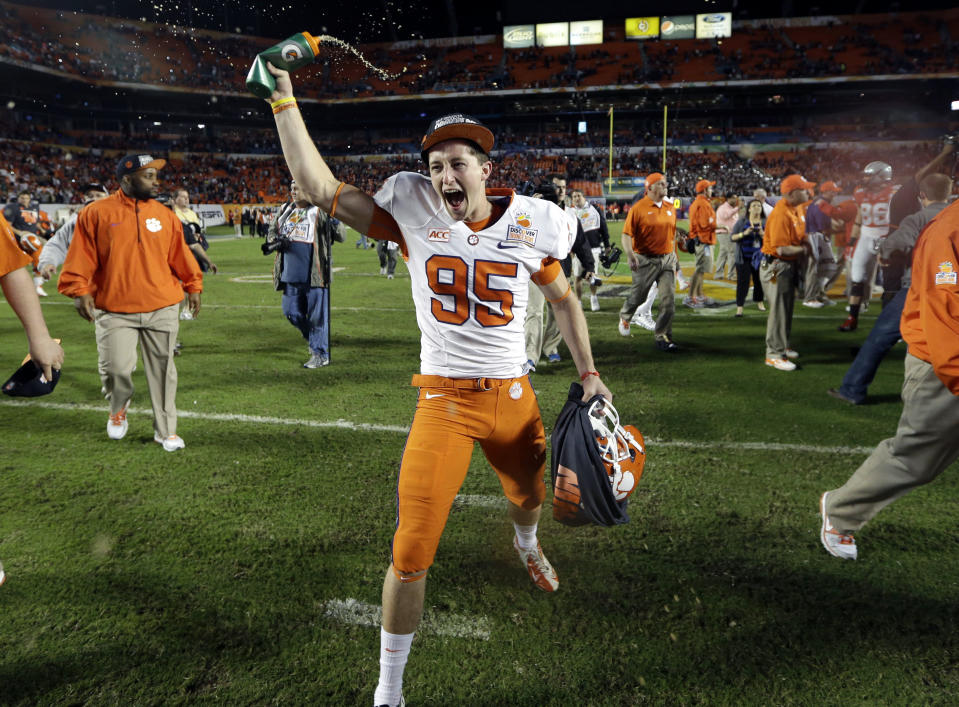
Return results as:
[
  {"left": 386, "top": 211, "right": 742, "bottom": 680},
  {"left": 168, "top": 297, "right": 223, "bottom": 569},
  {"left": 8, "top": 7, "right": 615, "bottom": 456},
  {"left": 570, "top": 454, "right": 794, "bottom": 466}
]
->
[
  {"left": 59, "top": 190, "right": 203, "bottom": 313},
  {"left": 761, "top": 198, "right": 807, "bottom": 258},
  {"left": 373, "top": 171, "right": 572, "bottom": 379},
  {"left": 899, "top": 201, "right": 959, "bottom": 394},
  {"left": 689, "top": 194, "right": 717, "bottom": 245},
  {"left": 623, "top": 195, "right": 677, "bottom": 255},
  {"left": 854, "top": 183, "right": 900, "bottom": 240},
  {"left": 1, "top": 212, "right": 31, "bottom": 276}
]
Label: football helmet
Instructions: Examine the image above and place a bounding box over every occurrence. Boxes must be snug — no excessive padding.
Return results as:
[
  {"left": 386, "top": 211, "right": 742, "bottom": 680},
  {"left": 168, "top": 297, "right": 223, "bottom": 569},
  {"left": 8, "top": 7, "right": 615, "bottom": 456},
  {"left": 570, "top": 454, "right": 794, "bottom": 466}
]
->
[
  {"left": 863, "top": 161, "right": 892, "bottom": 186},
  {"left": 551, "top": 383, "right": 646, "bottom": 527}
]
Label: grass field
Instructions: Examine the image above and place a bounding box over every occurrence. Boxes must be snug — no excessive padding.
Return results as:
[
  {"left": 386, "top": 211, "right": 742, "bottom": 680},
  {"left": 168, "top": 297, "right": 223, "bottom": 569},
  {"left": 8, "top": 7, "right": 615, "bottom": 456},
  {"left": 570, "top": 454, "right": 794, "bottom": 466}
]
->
[{"left": 1, "top": 220, "right": 958, "bottom": 706}]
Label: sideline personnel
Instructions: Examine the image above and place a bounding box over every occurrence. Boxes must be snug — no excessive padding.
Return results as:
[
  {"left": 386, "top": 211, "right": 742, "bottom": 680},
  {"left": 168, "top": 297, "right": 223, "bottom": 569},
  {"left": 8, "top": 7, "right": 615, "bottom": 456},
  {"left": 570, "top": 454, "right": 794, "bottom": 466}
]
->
[
  {"left": 820, "top": 198, "right": 959, "bottom": 560},
  {"left": 59, "top": 154, "right": 203, "bottom": 451}
]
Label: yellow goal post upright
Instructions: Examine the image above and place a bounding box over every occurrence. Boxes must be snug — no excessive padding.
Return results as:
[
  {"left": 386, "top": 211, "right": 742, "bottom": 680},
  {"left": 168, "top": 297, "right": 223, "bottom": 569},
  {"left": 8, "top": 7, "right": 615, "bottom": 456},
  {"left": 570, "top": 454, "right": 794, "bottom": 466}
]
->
[
  {"left": 607, "top": 105, "right": 614, "bottom": 194},
  {"left": 662, "top": 104, "right": 668, "bottom": 173}
]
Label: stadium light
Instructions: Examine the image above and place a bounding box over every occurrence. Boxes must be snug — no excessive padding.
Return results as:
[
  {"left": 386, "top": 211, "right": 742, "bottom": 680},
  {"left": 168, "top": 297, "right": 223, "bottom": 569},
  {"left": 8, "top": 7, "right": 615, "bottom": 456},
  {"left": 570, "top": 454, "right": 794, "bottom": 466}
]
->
[
  {"left": 951, "top": 100, "right": 959, "bottom": 110},
  {"left": 197, "top": 123, "right": 206, "bottom": 128}
]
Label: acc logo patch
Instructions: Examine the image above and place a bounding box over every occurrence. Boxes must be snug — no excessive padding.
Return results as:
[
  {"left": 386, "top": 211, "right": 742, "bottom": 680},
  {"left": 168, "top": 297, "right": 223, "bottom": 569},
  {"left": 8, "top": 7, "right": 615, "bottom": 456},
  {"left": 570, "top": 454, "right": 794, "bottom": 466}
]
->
[
  {"left": 144, "top": 218, "right": 162, "bottom": 232},
  {"left": 935, "top": 261, "right": 958, "bottom": 286},
  {"left": 427, "top": 228, "right": 450, "bottom": 242},
  {"left": 506, "top": 224, "right": 537, "bottom": 246},
  {"left": 515, "top": 213, "right": 532, "bottom": 228}
]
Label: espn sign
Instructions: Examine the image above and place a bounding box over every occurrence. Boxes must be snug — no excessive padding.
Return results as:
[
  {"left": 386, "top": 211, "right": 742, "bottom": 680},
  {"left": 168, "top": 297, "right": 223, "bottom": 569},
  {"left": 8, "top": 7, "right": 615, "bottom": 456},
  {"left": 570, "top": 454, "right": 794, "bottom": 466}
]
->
[{"left": 503, "top": 24, "right": 534, "bottom": 49}]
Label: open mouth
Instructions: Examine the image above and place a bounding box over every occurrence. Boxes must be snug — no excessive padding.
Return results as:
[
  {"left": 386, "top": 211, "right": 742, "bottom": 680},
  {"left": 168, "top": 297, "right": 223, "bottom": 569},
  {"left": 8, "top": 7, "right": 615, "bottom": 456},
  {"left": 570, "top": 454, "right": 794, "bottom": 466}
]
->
[{"left": 443, "top": 189, "right": 466, "bottom": 210}]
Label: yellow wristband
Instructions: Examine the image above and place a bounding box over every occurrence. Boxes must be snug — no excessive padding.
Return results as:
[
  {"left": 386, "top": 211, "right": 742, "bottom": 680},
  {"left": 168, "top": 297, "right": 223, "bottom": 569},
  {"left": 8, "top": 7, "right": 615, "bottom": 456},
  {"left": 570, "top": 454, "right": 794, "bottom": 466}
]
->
[{"left": 270, "top": 97, "right": 296, "bottom": 110}]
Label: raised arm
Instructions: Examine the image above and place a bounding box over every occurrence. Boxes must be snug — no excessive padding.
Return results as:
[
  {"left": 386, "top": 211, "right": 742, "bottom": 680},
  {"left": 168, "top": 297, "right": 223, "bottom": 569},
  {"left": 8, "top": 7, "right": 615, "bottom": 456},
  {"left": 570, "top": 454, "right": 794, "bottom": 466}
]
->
[{"left": 264, "top": 63, "right": 376, "bottom": 235}]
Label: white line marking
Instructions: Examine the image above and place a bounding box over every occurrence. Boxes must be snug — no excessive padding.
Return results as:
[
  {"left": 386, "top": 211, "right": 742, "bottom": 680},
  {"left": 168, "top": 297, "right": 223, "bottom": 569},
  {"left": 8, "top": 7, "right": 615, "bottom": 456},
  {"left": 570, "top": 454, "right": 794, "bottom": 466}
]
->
[
  {"left": 323, "top": 598, "right": 491, "bottom": 640},
  {"left": 0, "top": 399, "right": 875, "bottom": 455},
  {"left": 454, "top": 494, "right": 506, "bottom": 509}
]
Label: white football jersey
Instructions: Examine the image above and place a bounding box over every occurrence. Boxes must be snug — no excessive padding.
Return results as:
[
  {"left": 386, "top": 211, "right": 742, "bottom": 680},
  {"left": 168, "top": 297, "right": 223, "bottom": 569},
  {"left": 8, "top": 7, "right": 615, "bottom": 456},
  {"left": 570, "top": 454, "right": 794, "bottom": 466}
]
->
[{"left": 374, "top": 171, "right": 573, "bottom": 378}]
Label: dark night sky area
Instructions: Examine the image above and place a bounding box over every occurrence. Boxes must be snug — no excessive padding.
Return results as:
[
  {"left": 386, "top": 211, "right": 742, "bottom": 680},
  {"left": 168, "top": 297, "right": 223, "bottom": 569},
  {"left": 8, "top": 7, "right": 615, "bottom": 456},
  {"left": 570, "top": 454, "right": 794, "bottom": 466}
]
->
[{"left": 24, "top": 0, "right": 954, "bottom": 44}]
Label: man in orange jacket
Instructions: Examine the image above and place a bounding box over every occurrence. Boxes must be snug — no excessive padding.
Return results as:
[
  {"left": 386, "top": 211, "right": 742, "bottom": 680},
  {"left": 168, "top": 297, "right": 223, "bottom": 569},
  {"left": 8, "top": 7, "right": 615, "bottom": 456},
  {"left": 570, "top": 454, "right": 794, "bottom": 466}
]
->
[
  {"left": 820, "top": 198, "right": 959, "bottom": 560},
  {"left": 685, "top": 179, "right": 717, "bottom": 307},
  {"left": 59, "top": 154, "right": 203, "bottom": 452}
]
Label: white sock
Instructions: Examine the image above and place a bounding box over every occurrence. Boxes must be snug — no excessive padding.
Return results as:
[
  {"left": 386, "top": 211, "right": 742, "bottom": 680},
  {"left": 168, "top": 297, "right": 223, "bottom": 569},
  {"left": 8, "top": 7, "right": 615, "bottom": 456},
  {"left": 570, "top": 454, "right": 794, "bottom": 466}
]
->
[
  {"left": 513, "top": 522, "right": 538, "bottom": 550},
  {"left": 373, "top": 628, "right": 414, "bottom": 707},
  {"left": 637, "top": 282, "right": 658, "bottom": 317}
]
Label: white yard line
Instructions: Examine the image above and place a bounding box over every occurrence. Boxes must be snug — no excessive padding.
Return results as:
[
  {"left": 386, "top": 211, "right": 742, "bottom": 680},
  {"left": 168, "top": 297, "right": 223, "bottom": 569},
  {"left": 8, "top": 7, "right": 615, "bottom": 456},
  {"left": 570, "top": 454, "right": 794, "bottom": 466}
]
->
[
  {"left": 323, "top": 598, "right": 491, "bottom": 640},
  {"left": 0, "top": 399, "right": 875, "bottom": 455}
]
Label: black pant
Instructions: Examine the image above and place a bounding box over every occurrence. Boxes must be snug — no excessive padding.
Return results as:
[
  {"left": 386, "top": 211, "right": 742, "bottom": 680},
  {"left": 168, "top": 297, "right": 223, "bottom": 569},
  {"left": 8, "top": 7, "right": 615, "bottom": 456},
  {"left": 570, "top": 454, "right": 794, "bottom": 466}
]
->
[{"left": 735, "top": 260, "right": 763, "bottom": 306}]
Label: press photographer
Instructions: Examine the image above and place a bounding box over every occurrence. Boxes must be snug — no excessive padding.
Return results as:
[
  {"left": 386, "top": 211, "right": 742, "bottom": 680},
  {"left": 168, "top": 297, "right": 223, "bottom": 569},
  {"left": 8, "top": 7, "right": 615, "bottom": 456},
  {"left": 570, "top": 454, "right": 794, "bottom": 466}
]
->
[{"left": 268, "top": 179, "right": 337, "bottom": 368}]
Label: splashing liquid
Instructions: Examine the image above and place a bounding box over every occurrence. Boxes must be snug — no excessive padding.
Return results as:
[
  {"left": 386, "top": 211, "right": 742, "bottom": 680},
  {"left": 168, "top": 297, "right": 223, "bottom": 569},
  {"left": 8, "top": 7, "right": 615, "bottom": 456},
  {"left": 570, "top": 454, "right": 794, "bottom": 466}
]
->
[{"left": 316, "top": 34, "right": 406, "bottom": 81}]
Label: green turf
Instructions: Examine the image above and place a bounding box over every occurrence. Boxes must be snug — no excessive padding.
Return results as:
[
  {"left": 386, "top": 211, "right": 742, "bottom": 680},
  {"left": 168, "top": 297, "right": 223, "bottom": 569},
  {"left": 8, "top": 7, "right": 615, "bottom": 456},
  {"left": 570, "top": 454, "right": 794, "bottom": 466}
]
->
[{"left": 2, "top": 225, "right": 957, "bottom": 706}]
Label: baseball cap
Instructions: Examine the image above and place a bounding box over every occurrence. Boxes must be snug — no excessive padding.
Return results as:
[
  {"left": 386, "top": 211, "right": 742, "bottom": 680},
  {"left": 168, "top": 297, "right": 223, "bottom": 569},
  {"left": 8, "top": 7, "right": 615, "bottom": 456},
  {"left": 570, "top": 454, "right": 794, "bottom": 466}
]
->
[
  {"left": 79, "top": 182, "right": 107, "bottom": 193},
  {"left": 420, "top": 114, "right": 495, "bottom": 161},
  {"left": 695, "top": 179, "right": 716, "bottom": 194},
  {"left": 819, "top": 180, "right": 840, "bottom": 193},
  {"left": 2, "top": 359, "right": 60, "bottom": 397},
  {"left": 780, "top": 174, "right": 816, "bottom": 195},
  {"left": 645, "top": 173, "right": 665, "bottom": 188},
  {"left": 116, "top": 154, "right": 166, "bottom": 180}
]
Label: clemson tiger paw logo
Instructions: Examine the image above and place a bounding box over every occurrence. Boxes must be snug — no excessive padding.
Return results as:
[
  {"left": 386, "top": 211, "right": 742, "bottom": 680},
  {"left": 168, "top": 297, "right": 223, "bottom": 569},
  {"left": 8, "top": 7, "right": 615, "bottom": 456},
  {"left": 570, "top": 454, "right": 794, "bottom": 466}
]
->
[{"left": 144, "top": 218, "right": 162, "bottom": 232}]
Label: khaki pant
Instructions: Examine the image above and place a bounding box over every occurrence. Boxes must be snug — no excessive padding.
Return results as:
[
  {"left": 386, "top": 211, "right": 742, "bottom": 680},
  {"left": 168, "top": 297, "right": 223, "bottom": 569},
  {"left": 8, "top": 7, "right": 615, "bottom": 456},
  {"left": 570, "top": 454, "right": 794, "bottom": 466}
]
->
[
  {"left": 524, "top": 282, "right": 562, "bottom": 363},
  {"left": 760, "top": 258, "right": 797, "bottom": 359},
  {"left": 619, "top": 252, "right": 677, "bottom": 339},
  {"left": 826, "top": 353, "right": 959, "bottom": 533},
  {"left": 96, "top": 304, "right": 180, "bottom": 437},
  {"left": 694, "top": 243, "right": 713, "bottom": 276},
  {"left": 715, "top": 232, "right": 736, "bottom": 279}
]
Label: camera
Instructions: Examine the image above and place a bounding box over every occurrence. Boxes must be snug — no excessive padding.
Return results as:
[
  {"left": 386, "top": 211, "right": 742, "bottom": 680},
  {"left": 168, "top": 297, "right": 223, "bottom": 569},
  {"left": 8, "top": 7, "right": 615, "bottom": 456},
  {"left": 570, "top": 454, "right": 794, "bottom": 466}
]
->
[
  {"left": 261, "top": 236, "right": 290, "bottom": 255},
  {"left": 599, "top": 245, "right": 621, "bottom": 269},
  {"left": 944, "top": 134, "right": 958, "bottom": 146},
  {"left": 518, "top": 180, "right": 560, "bottom": 205}
]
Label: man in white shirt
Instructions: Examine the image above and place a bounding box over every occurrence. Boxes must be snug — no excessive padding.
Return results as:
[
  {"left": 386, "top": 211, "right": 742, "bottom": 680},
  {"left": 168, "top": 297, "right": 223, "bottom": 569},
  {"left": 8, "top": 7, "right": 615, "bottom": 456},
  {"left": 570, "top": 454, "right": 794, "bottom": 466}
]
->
[{"left": 263, "top": 63, "right": 612, "bottom": 707}]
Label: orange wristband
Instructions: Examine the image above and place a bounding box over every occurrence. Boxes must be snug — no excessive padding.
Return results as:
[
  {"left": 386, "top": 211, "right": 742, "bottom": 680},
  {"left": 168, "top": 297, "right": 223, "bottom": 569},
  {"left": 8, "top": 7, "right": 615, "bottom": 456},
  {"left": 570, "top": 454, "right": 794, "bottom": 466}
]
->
[
  {"left": 273, "top": 102, "right": 297, "bottom": 116},
  {"left": 580, "top": 370, "right": 600, "bottom": 381}
]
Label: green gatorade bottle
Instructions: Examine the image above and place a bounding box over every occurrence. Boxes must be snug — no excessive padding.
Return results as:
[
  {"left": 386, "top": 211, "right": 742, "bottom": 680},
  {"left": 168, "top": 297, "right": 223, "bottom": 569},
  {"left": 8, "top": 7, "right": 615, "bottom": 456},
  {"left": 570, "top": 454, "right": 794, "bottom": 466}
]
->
[{"left": 246, "top": 32, "right": 321, "bottom": 99}]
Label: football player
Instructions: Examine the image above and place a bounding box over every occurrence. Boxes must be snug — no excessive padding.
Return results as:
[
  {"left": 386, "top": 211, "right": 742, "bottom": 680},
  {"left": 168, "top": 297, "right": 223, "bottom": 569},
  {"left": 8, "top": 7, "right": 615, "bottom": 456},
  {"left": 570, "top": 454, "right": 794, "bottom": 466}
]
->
[
  {"left": 262, "top": 63, "right": 612, "bottom": 707},
  {"left": 2, "top": 190, "right": 54, "bottom": 297},
  {"left": 839, "top": 161, "right": 899, "bottom": 331}
]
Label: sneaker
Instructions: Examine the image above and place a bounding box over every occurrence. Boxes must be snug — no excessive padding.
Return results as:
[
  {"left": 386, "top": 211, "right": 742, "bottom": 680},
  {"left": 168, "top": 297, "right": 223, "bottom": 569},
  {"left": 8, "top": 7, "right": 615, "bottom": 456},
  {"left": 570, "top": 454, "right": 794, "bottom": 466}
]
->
[
  {"left": 547, "top": 352, "right": 561, "bottom": 363},
  {"left": 820, "top": 492, "right": 857, "bottom": 560},
  {"left": 513, "top": 537, "right": 558, "bottom": 592},
  {"left": 757, "top": 302, "right": 766, "bottom": 311},
  {"left": 380, "top": 266, "right": 387, "bottom": 275},
  {"left": 802, "top": 300, "right": 825, "bottom": 308},
  {"left": 589, "top": 294, "right": 600, "bottom": 311},
  {"left": 820, "top": 296, "right": 835, "bottom": 306},
  {"left": 631, "top": 313, "right": 655, "bottom": 331},
  {"left": 525, "top": 359, "right": 536, "bottom": 372},
  {"left": 107, "top": 402, "right": 129, "bottom": 440},
  {"left": 374, "top": 698, "right": 405, "bottom": 707},
  {"left": 387, "top": 274, "right": 394, "bottom": 280},
  {"left": 618, "top": 318, "right": 631, "bottom": 337},
  {"left": 179, "top": 309, "right": 193, "bottom": 321},
  {"left": 765, "top": 357, "right": 796, "bottom": 371},
  {"left": 655, "top": 338, "right": 679, "bottom": 353},
  {"left": 784, "top": 349, "right": 799, "bottom": 359},
  {"left": 838, "top": 316, "right": 858, "bottom": 332},
  {"left": 154, "top": 433, "right": 186, "bottom": 452},
  {"left": 303, "top": 353, "right": 330, "bottom": 369},
  {"left": 682, "top": 296, "right": 702, "bottom": 309},
  {"left": 827, "top": 388, "right": 862, "bottom": 405}
]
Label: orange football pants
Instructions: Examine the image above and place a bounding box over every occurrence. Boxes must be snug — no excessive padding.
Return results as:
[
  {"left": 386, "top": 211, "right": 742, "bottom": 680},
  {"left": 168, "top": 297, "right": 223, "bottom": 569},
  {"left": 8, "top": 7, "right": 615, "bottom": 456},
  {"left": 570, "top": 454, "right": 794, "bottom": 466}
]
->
[{"left": 391, "top": 374, "right": 547, "bottom": 582}]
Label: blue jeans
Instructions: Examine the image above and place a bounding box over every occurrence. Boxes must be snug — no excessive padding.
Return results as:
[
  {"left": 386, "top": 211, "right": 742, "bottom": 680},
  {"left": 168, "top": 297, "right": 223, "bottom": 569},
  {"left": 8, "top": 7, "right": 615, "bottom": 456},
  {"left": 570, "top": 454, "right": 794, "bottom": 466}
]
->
[
  {"left": 838, "top": 287, "right": 908, "bottom": 403},
  {"left": 282, "top": 283, "right": 329, "bottom": 356}
]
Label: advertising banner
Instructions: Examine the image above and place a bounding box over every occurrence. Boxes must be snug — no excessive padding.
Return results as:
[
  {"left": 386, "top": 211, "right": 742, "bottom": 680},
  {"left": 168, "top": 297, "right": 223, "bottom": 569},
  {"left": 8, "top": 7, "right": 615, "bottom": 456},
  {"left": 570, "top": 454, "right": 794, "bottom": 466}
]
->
[
  {"left": 503, "top": 24, "right": 535, "bottom": 49},
  {"left": 696, "top": 12, "right": 732, "bottom": 38},
  {"left": 570, "top": 20, "right": 603, "bottom": 46},
  {"left": 197, "top": 204, "right": 226, "bottom": 227},
  {"left": 625, "top": 17, "right": 660, "bottom": 40},
  {"left": 660, "top": 15, "right": 696, "bottom": 39},
  {"left": 536, "top": 22, "right": 569, "bottom": 47}
]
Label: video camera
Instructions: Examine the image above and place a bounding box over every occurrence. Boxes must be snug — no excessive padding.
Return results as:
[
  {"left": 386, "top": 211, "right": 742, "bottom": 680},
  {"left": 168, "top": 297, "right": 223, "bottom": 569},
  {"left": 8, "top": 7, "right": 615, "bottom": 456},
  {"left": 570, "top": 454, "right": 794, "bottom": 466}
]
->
[
  {"left": 517, "top": 180, "right": 560, "bottom": 205},
  {"left": 261, "top": 236, "right": 291, "bottom": 256},
  {"left": 600, "top": 245, "right": 621, "bottom": 269}
]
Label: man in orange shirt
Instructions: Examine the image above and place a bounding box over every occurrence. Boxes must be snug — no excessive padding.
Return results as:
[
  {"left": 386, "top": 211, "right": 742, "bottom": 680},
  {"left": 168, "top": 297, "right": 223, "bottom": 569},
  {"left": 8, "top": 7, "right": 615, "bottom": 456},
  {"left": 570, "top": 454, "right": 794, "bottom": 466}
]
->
[
  {"left": 617, "top": 173, "right": 679, "bottom": 352},
  {"left": 685, "top": 179, "right": 717, "bottom": 307},
  {"left": 59, "top": 154, "right": 203, "bottom": 452},
  {"left": 820, "top": 198, "right": 959, "bottom": 560},
  {"left": 760, "top": 174, "right": 814, "bottom": 371},
  {"left": 1, "top": 211, "right": 64, "bottom": 587}
]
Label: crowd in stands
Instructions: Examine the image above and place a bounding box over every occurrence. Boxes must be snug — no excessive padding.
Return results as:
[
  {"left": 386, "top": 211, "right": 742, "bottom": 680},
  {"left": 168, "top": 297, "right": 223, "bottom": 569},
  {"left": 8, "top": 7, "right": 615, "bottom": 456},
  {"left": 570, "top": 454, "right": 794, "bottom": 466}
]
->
[{"left": 2, "top": 2, "right": 957, "bottom": 99}]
